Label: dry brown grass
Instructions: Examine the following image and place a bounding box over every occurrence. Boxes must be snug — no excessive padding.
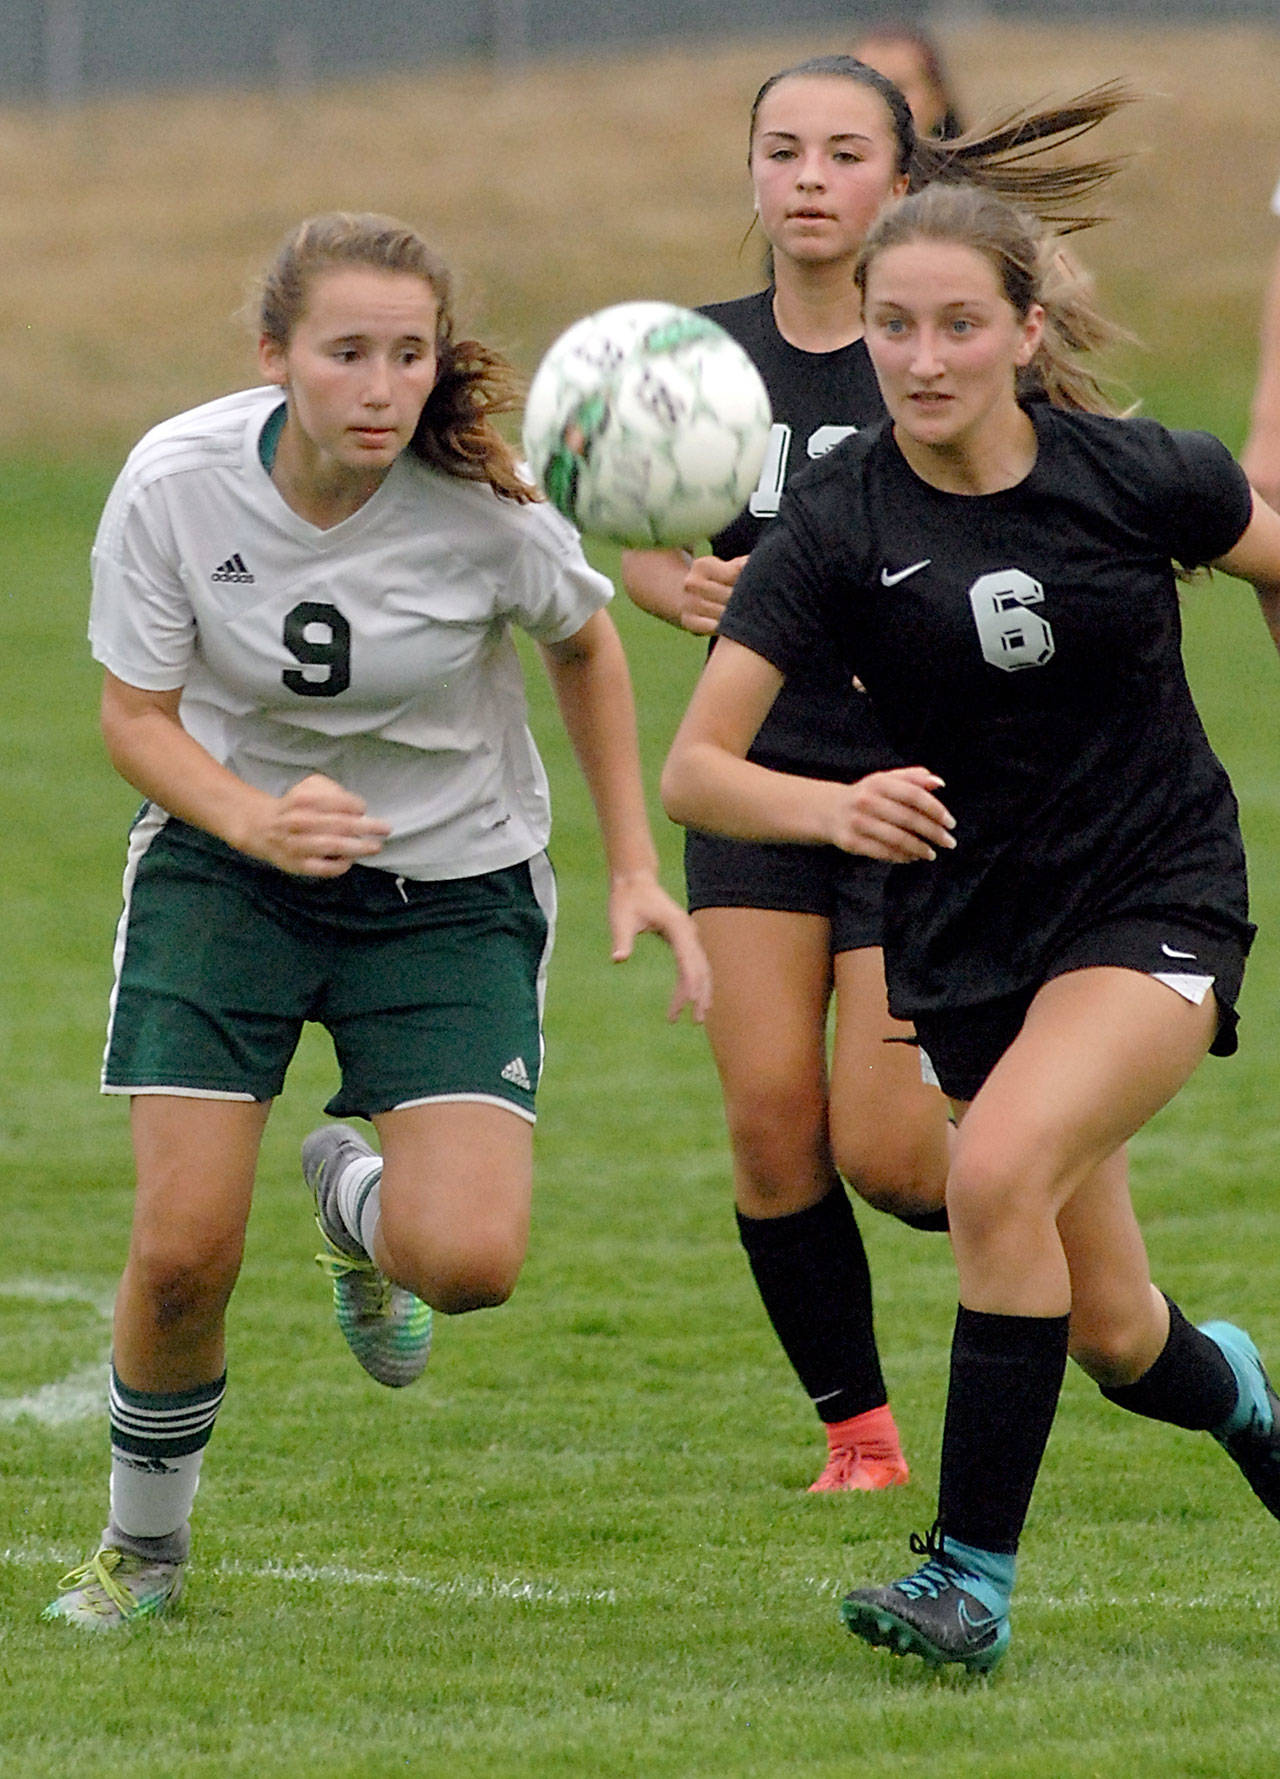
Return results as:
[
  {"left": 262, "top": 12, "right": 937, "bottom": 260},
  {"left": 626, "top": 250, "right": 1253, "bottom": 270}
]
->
[{"left": 2, "top": 21, "right": 1277, "bottom": 458}]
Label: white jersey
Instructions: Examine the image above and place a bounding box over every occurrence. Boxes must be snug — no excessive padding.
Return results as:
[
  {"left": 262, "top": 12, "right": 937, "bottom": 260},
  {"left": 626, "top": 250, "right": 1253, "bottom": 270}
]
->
[{"left": 90, "top": 386, "right": 613, "bottom": 881}]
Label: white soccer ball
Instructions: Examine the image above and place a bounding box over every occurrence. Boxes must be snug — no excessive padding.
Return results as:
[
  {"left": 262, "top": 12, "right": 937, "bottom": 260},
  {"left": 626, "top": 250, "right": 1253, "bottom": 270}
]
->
[{"left": 521, "top": 301, "right": 772, "bottom": 548}]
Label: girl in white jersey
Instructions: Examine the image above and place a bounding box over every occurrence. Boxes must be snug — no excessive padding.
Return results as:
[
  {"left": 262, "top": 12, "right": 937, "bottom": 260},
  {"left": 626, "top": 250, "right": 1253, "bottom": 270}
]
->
[
  {"left": 664, "top": 184, "right": 1280, "bottom": 1672},
  {"left": 45, "top": 212, "right": 709, "bottom": 1629},
  {"left": 623, "top": 56, "right": 1132, "bottom": 1494}
]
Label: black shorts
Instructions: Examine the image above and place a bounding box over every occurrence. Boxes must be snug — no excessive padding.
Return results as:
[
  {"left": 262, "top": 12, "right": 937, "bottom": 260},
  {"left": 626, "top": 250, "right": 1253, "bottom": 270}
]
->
[
  {"left": 912, "top": 914, "right": 1249, "bottom": 1103},
  {"left": 683, "top": 827, "right": 888, "bottom": 954}
]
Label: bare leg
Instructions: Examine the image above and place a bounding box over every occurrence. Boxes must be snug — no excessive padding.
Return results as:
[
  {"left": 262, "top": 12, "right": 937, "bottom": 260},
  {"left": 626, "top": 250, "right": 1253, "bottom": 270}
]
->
[
  {"left": 694, "top": 906, "right": 836, "bottom": 1219},
  {"left": 114, "top": 1095, "right": 270, "bottom": 1390},
  {"left": 371, "top": 1100, "right": 534, "bottom": 1314},
  {"left": 947, "top": 969, "right": 1217, "bottom": 1318},
  {"left": 829, "top": 945, "right": 949, "bottom": 1218}
]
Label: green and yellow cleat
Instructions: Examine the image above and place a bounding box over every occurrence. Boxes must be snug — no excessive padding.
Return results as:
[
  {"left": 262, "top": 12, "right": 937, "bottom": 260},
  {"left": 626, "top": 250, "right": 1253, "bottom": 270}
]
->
[
  {"left": 302, "top": 1124, "right": 433, "bottom": 1389},
  {"left": 42, "top": 1547, "right": 184, "bottom": 1629}
]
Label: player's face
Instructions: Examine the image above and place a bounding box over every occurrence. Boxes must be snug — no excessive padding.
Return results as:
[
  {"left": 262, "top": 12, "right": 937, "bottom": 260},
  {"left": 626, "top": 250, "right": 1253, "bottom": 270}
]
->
[
  {"left": 862, "top": 240, "right": 1043, "bottom": 461},
  {"left": 750, "top": 76, "right": 908, "bottom": 270},
  {"left": 258, "top": 266, "right": 440, "bottom": 483}
]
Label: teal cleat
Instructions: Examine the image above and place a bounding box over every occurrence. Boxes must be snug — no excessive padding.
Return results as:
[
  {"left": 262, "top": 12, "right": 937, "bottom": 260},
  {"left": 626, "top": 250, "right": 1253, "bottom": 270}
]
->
[
  {"left": 302, "top": 1124, "right": 433, "bottom": 1390},
  {"left": 841, "top": 1526, "right": 1012, "bottom": 1673},
  {"left": 1200, "top": 1321, "right": 1280, "bottom": 1520},
  {"left": 42, "top": 1547, "right": 184, "bottom": 1629}
]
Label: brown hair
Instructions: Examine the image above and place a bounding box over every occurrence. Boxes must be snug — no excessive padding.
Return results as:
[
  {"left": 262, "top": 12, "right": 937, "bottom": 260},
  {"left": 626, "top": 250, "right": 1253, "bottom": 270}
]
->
[
  {"left": 854, "top": 182, "right": 1127, "bottom": 415},
  {"left": 748, "top": 57, "right": 1134, "bottom": 235},
  {"left": 257, "top": 212, "right": 536, "bottom": 504}
]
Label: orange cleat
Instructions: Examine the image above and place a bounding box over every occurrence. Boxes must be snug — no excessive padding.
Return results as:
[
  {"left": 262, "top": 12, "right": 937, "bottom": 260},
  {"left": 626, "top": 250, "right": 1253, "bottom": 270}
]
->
[{"left": 808, "top": 1403, "right": 910, "bottom": 1492}]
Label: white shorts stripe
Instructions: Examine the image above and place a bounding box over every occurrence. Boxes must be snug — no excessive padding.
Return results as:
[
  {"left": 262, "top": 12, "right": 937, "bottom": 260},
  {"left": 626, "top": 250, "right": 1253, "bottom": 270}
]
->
[
  {"left": 388, "top": 1091, "right": 537, "bottom": 1126},
  {"left": 527, "top": 849, "right": 558, "bottom": 1082},
  {"left": 100, "top": 803, "right": 169, "bottom": 1094}
]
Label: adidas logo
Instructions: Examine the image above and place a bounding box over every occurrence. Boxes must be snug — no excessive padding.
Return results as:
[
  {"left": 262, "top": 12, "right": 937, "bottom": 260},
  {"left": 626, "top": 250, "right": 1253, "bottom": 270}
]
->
[
  {"left": 210, "top": 552, "right": 255, "bottom": 584},
  {"left": 500, "top": 1056, "right": 532, "bottom": 1090}
]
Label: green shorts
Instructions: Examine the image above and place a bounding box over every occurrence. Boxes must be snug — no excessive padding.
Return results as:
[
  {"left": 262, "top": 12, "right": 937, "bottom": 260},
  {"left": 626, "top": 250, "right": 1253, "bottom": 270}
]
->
[{"left": 102, "top": 810, "right": 556, "bottom": 1122}]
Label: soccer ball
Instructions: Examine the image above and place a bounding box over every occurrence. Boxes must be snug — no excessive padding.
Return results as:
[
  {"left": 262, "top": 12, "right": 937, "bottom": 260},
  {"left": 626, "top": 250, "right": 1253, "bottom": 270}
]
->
[{"left": 521, "top": 301, "right": 772, "bottom": 548}]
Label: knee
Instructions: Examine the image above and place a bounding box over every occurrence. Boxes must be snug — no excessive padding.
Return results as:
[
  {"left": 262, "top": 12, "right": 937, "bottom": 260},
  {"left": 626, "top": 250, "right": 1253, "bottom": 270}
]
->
[
  {"left": 428, "top": 1257, "right": 519, "bottom": 1316},
  {"left": 380, "top": 1214, "right": 525, "bottom": 1315},
  {"left": 945, "top": 1141, "right": 1048, "bottom": 1246},
  {"left": 125, "top": 1233, "right": 242, "bottom": 1333},
  {"left": 1068, "top": 1303, "right": 1159, "bottom": 1386},
  {"left": 835, "top": 1138, "right": 940, "bottom": 1217},
  {"left": 723, "top": 1082, "right": 829, "bottom": 1214}
]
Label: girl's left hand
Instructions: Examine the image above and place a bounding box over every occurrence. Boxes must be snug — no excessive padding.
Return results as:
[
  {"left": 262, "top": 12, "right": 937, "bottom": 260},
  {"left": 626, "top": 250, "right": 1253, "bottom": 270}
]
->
[{"left": 608, "top": 874, "right": 713, "bottom": 1023}]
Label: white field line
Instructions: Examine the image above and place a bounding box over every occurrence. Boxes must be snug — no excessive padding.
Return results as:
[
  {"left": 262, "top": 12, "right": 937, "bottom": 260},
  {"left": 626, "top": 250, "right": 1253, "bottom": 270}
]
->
[
  {"left": 1, "top": 1543, "right": 616, "bottom": 1606},
  {"left": 1, "top": 1541, "right": 1267, "bottom": 1614},
  {"left": 0, "top": 1278, "right": 115, "bottom": 1316},
  {"left": 0, "top": 1364, "right": 107, "bottom": 1426},
  {"left": 0, "top": 1278, "right": 112, "bottom": 1426}
]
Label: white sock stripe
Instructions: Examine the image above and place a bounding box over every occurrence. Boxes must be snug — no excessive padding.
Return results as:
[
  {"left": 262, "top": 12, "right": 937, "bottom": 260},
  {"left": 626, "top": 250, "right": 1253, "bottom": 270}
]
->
[
  {"left": 109, "top": 1400, "right": 224, "bottom": 1434},
  {"left": 109, "top": 1411, "right": 222, "bottom": 1442},
  {"left": 109, "top": 1387, "right": 225, "bottom": 1434},
  {"left": 337, "top": 1154, "right": 382, "bottom": 1196}
]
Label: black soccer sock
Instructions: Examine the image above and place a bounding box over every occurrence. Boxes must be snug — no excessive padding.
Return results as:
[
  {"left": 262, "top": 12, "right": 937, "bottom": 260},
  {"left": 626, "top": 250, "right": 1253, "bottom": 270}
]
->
[
  {"left": 937, "top": 1305, "right": 1070, "bottom": 1556},
  {"left": 736, "top": 1186, "right": 887, "bottom": 1423},
  {"left": 1099, "top": 1295, "right": 1238, "bottom": 1430}
]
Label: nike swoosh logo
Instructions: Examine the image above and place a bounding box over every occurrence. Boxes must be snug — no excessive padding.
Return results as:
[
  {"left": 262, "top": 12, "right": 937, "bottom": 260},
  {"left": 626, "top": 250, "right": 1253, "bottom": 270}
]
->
[
  {"left": 1161, "top": 944, "right": 1198, "bottom": 960},
  {"left": 880, "top": 559, "right": 931, "bottom": 586},
  {"left": 955, "top": 1598, "right": 1000, "bottom": 1637}
]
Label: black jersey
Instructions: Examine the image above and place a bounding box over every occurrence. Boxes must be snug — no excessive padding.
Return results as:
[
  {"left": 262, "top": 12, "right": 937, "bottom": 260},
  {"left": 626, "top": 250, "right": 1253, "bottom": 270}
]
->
[
  {"left": 701, "top": 291, "right": 894, "bottom": 781},
  {"left": 718, "top": 403, "right": 1256, "bottom": 1017}
]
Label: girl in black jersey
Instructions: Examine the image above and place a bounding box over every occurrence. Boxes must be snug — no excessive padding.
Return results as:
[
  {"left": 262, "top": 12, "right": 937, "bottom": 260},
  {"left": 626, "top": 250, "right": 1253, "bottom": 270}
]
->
[
  {"left": 624, "top": 55, "right": 1134, "bottom": 1494},
  {"left": 664, "top": 182, "right": 1280, "bottom": 1672}
]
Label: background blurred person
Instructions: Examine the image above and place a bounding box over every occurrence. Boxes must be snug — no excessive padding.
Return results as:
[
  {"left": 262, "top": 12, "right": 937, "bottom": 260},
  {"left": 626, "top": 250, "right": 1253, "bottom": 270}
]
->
[{"left": 852, "top": 21, "right": 965, "bottom": 139}]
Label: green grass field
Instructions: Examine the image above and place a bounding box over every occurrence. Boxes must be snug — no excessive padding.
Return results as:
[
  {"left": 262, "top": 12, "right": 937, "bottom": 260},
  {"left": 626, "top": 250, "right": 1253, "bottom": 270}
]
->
[{"left": 1, "top": 422, "right": 1279, "bottom": 1776}]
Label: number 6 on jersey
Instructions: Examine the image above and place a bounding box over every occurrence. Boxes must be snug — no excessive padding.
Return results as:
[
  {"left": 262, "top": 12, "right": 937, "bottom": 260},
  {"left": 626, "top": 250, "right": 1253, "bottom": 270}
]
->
[{"left": 968, "top": 569, "right": 1055, "bottom": 672}]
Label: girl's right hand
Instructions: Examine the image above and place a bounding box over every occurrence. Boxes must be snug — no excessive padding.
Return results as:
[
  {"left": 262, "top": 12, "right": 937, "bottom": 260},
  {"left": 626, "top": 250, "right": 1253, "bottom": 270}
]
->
[
  {"left": 239, "top": 774, "right": 392, "bottom": 876},
  {"left": 677, "top": 553, "right": 749, "bottom": 634},
  {"left": 824, "top": 767, "right": 956, "bottom": 862}
]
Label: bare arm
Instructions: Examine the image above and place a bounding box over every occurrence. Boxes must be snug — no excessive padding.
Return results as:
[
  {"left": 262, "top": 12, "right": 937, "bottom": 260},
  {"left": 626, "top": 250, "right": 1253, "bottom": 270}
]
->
[
  {"left": 539, "top": 610, "right": 711, "bottom": 1021},
  {"left": 1241, "top": 245, "right": 1280, "bottom": 512},
  {"left": 99, "top": 671, "right": 390, "bottom": 877},
  {"left": 620, "top": 547, "right": 748, "bottom": 636},
  {"left": 660, "top": 636, "right": 956, "bottom": 863},
  {"left": 1213, "top": 491, "right": 1280, "bottom": 655}
]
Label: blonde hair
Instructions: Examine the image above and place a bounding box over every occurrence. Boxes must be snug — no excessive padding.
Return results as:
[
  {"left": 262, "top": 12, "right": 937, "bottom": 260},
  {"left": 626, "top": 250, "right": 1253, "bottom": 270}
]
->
[
  {"left": 855, "top": 182, "right": 1128, "bottom": 414},
  {"left": 257, "top": 212, "right": 536, "bottom": 504}
]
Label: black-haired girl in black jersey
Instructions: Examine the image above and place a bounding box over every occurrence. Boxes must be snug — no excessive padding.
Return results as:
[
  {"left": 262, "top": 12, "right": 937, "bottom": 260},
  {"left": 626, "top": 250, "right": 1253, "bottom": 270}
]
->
[
  {"left": 624, "top": 54, "right": 1135, "bottom": 1494},
  {"left": 663, "top": 182, "right": 1280, "bottom": 1671}
]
